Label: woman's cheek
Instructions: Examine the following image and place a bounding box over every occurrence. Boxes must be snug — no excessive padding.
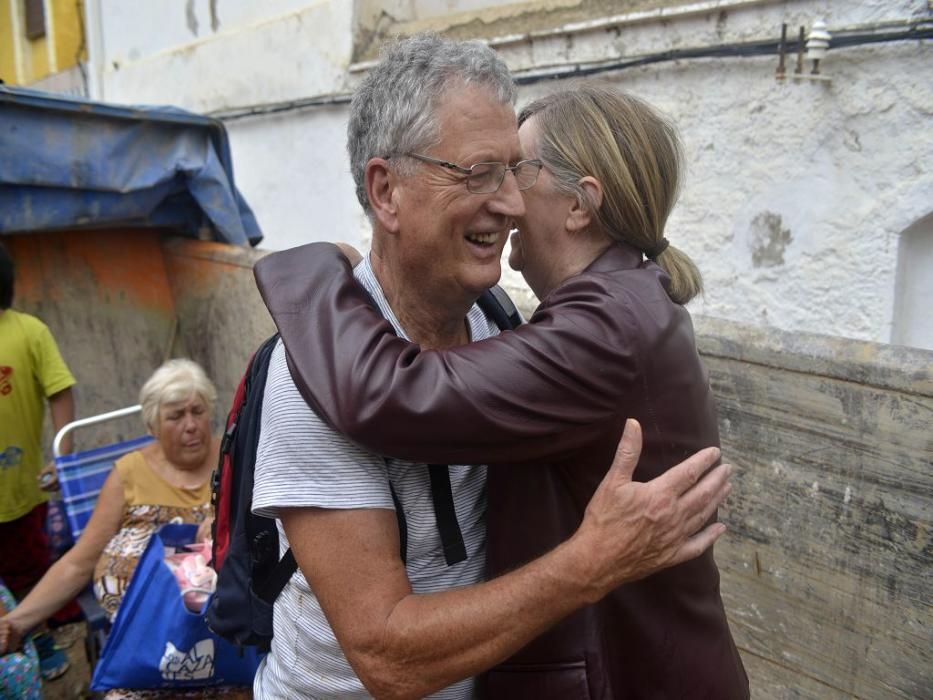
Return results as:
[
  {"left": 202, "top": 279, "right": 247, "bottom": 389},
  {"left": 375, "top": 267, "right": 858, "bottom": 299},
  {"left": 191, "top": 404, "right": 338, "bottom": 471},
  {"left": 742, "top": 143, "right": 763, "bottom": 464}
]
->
[{"left": 508, "top": 230, "right": 524, "bottom": 271}]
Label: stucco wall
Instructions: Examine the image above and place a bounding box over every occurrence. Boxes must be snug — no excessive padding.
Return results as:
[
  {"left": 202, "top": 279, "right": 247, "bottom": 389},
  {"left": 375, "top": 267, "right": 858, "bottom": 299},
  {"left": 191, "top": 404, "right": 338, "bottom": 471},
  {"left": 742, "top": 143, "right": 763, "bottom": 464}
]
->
[{"left": 89, "top": 0, "right": 933, "bottom": 349}]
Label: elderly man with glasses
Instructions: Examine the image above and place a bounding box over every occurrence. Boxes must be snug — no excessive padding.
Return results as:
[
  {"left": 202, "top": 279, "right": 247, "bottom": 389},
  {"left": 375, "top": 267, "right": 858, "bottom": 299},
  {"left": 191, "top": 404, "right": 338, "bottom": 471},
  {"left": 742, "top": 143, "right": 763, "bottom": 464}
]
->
[{"left": 250, "top": 35, "right": 732, "bottom": 700}]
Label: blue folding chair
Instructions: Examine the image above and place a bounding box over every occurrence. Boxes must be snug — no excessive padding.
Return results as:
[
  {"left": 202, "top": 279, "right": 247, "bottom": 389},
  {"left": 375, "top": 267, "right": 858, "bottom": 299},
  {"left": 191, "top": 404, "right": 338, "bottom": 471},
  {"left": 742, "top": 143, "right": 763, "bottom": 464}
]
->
[{"left": 52, "top": 406, "right": 155, "bottom": 671}]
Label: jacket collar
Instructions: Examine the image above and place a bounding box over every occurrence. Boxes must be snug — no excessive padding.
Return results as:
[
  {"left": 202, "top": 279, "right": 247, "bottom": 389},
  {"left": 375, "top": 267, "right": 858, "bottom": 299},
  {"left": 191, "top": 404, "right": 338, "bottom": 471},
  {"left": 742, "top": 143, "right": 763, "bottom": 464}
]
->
[{"left": 583, "top": 241, "right": 645, "bottom": 275}]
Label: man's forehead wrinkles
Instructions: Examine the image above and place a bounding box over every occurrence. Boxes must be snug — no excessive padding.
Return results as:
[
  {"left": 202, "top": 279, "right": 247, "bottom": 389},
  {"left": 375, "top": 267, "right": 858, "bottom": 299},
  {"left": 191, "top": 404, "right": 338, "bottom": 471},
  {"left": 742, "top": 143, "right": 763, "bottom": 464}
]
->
[{"left": 439, "top": 123, "right": 521, "bottom": 166}]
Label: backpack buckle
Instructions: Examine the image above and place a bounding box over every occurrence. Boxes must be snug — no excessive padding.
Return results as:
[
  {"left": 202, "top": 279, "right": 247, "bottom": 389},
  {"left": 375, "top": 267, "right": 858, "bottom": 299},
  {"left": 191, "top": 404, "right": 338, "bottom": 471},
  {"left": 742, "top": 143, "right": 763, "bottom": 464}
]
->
[{"left": 220, "top": 421, "right": 237, "bottom": 455}]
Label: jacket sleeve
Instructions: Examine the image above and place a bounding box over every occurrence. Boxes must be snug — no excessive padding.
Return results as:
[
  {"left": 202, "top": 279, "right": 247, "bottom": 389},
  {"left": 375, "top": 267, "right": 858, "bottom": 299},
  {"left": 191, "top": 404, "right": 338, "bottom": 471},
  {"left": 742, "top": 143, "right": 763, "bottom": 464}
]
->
[{"left": 254, "top": 243, "right": 640, "bottom": 465}]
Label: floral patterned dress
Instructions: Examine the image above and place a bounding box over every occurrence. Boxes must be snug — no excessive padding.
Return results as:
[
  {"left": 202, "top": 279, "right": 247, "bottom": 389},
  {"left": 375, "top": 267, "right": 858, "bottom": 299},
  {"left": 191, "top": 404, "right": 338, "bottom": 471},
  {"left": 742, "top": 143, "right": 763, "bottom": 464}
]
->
[{"left": 0, "top": 580, "right": 41, "bottom": 700}]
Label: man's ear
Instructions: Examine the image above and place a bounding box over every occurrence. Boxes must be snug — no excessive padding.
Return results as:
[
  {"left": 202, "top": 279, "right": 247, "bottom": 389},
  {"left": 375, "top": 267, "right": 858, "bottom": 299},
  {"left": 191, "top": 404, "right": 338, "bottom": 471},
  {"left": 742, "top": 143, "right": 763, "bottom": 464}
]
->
[
  {"left": 366, "top": 158, "right": 401, "bottom": 234},
  {"left": 566, "top": 176, "right": 603, "bottom": 233}
]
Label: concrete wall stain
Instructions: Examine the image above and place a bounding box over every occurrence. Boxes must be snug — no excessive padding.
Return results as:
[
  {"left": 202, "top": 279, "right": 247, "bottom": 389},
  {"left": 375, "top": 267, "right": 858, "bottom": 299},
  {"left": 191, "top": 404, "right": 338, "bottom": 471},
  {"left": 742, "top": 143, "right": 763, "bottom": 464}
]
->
[
  {"left": 209, "top": 0, "right": 221, "bottom": 33},
  {"left": 750, "top": 211, "right": 793, "bottom": 268},
  {"left": 185, "top": 0, "right": 199, "bottom": 37}
]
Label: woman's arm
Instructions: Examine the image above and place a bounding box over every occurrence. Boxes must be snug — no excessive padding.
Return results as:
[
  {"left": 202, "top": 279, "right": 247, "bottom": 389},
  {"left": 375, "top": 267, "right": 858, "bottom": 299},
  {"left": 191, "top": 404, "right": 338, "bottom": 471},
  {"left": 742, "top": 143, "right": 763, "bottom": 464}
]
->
[
  {"left": 255, "top": 243, "right": 638, "bottom": 465},
  {"left": 0, "top": 469, "right": 125, "bottom": 649}
]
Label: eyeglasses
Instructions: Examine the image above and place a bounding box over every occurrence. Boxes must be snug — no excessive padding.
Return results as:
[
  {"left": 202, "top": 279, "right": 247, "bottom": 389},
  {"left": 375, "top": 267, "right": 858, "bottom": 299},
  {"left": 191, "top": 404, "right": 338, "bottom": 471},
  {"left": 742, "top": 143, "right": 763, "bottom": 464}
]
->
[{"left": 403, "top": 153, "right": 543, "bottom": 194}]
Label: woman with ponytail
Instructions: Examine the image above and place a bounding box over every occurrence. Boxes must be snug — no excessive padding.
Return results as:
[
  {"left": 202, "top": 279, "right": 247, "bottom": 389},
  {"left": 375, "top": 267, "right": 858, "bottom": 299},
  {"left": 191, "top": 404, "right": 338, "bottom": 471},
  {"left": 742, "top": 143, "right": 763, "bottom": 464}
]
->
[
  {"left": 510, "top": 84, "right": 702, "bottom": 306},
  {"left": 256, "top": 83, "right": 748, "bottom": 698}
]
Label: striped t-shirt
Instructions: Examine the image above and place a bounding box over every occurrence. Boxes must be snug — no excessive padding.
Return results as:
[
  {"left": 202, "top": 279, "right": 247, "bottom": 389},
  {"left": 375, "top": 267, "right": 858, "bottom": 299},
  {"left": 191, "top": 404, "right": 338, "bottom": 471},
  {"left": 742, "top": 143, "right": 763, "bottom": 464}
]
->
[{"left": 252, "top": 256, "right": 498, "bottom": 699}]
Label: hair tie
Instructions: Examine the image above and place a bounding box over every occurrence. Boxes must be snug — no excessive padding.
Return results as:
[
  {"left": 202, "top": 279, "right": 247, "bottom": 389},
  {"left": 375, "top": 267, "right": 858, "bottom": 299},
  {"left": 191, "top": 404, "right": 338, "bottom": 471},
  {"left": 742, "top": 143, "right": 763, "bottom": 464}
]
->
[{"left": 645, "top": 237, "right": 669, "bottom": 260}]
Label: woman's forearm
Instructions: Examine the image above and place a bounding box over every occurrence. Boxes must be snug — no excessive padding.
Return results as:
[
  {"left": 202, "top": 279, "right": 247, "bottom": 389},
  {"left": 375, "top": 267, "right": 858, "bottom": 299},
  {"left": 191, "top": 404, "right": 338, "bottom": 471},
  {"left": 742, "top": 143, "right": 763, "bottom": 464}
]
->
[
  {"left": 257, "top": 243, "right": 638, "bottom": 465},
  {"left": 5, "top": 551, "right": 95, "bottom": 636}
]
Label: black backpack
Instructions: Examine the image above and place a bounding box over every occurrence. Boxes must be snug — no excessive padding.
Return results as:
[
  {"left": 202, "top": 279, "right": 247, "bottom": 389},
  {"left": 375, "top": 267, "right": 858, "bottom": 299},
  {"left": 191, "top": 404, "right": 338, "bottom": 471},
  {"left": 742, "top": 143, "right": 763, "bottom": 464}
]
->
[{"left": 207, "top": 287, "right": 521, "bottom": 651}]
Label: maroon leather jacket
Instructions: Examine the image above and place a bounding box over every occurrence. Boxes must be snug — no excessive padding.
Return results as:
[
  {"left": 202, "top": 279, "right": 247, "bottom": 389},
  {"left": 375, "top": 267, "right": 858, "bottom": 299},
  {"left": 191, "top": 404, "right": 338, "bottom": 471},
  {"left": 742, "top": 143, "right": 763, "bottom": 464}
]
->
[{"left": 254, "top": 242, "right": 749, "bottom": 700}]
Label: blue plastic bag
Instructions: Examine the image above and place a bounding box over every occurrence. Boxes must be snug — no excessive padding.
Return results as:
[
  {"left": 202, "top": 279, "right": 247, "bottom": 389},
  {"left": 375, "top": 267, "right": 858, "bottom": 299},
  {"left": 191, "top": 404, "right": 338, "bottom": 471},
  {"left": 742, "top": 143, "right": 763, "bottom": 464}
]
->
[{"left": 91, "top": 523, "right": 262, "bottom": 691}]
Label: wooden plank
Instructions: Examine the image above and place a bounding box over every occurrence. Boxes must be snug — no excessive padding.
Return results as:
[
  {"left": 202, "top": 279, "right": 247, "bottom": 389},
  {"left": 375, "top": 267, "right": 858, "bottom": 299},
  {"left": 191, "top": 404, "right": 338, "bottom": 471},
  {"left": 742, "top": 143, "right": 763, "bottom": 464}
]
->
[
  {"left": 706, "top": 350, "right": 932, "bottom": 699},
  {"left": 737, "top": 647, "right": 854, "bottom": 699}
]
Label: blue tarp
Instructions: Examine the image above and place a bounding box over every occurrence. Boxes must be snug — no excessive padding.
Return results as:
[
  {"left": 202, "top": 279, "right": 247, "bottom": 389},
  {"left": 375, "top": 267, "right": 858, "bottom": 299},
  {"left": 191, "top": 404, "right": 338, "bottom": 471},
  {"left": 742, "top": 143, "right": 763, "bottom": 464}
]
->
[{"left": 0, "top": 85, "right": 262, "bottom": 245}]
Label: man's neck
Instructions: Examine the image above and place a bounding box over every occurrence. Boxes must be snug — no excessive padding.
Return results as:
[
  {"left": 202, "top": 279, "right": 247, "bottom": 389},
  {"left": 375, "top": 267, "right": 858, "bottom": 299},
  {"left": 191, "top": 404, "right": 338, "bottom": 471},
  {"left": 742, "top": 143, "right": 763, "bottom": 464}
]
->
[{"left": 369, "top": 253, "right": 473, "bottom": 350}]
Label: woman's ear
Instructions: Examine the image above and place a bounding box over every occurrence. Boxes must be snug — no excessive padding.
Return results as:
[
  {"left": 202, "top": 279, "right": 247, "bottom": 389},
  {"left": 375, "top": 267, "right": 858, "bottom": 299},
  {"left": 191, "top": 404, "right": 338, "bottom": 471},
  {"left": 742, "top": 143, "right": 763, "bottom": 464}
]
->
[
  {"left": 566, "top": 176, "right": 603, "bottom": 233},
  {"left": 366, "top": 158, "right": 401, "bottom": 234}
]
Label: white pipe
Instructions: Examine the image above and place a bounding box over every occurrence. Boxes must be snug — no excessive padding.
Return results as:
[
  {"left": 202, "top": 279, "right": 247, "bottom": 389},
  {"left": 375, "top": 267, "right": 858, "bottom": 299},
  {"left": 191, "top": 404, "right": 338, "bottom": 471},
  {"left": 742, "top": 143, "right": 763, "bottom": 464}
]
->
[{"left": 53, "top": 404, "right": 143, "bottom": 458}]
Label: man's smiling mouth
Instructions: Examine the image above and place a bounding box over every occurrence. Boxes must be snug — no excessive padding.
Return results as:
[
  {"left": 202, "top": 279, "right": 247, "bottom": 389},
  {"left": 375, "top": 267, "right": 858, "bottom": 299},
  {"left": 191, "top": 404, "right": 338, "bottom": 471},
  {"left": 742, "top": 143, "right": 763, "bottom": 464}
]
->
[{"left": 465, "top": 232, "right": 500, "bottom": 245}]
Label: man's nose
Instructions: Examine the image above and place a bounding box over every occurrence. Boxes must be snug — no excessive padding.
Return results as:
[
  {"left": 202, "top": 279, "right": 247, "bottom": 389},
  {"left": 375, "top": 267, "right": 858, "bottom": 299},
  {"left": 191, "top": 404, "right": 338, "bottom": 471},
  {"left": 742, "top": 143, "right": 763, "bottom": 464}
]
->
[{"left": 490, "top": 171, "right": 525, "bottom": 218}]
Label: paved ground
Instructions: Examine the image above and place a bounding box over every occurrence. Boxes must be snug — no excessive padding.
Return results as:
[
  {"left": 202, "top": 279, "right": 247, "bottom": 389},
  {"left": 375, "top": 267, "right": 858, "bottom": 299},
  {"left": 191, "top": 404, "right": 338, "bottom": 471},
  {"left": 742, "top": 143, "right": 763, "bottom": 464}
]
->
[{"left": 41, "top": 623, "right": 91, "bottom": 699}]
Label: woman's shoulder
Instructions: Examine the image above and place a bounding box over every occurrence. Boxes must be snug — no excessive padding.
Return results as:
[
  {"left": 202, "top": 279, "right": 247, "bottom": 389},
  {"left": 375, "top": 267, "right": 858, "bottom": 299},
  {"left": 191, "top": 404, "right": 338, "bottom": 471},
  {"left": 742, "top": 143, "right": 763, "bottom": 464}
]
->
[
  {"left": 112, "top": 448, "right": 153, "bottom": 490},
  {"left": 536, "top": 270, "right": 641, "bottom": 338},
  {"left": 114, "top": 448, "right": 148, "bottom": 471}
]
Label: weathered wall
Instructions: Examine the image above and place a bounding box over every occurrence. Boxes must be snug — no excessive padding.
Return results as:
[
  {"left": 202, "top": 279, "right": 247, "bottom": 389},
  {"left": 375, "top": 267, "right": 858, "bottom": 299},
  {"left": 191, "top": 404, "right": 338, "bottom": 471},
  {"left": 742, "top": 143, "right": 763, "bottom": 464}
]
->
[
  {"left": 5, "top": 229, "right": 179, "bottom": 448},
  {"left": 87, "top": 0, "right": 933, "bottom": 350},
  {"left": 696, "top": 316, "right": 932, "bottom": 699},
  {"left": 5, "top": 232, "right": 275, "bottom": 450},
  {"left": 161, "top": 238, "right": 275, "bottom": 422}
]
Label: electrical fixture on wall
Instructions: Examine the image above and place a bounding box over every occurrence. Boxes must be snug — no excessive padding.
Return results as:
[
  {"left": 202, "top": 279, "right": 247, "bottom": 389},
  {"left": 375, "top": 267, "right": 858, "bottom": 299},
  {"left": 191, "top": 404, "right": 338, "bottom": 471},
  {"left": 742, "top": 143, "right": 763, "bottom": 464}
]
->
[
  {"left": 806, "top": 21, "right": 832, "bottom": 75},
  {"left": 776, "top": 20, "right": 832, "bottom": 83}
]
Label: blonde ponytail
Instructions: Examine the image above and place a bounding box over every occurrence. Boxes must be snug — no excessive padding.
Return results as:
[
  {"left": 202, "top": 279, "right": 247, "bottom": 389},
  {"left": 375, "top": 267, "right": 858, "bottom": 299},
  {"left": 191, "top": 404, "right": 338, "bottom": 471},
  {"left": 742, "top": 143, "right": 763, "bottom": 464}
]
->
[{"left": 654, "top": 245, "right": 703, "bottom": 305}]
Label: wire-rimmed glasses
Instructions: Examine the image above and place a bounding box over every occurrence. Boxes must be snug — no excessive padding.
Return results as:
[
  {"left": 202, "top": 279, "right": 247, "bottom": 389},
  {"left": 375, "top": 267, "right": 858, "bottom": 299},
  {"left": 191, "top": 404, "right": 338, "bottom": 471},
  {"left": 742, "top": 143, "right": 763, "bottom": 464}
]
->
[{"left": 403, "top": 153, "right": 543, "bottom": 194}]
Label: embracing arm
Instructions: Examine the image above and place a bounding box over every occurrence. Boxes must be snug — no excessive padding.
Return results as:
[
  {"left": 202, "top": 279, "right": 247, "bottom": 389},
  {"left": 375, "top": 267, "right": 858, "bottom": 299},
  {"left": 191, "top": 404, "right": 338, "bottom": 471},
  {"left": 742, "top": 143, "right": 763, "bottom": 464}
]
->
[
  {"left": 0, "top": 468, "right": 124, "bottom": 651},
  {"left": 283, "top": 421, "right": 730, "bottom": 699},
  {"left": 255, "top": 243, "right": 634, "bottom": 465}
]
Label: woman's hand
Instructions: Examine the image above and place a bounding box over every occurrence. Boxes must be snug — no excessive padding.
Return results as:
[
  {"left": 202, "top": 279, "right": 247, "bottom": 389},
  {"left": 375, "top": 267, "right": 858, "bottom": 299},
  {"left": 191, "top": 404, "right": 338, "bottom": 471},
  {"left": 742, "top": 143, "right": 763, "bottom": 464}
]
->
[
  {"left": 0, "top": 617, "right": 24, "bottom": 655},
  {"left": 196, "top": 517, "right": 214, "bottom": 543}
]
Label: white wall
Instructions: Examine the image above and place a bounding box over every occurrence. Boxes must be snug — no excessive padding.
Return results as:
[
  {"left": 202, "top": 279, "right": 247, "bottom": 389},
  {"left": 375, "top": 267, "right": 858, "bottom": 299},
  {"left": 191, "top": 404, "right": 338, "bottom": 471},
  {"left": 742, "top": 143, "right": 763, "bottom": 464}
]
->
[
  {"left": 225, "top": 106, "right": 369, "bottom": 252},
  {"left": 96, "top": 0, "right": 355, "bottom": 111},
  {"left": 89, "top": 0, "right": 933, "bottom": 347},
  {"left": 98, "top": 0, "right": 315, "bottom": 70}
]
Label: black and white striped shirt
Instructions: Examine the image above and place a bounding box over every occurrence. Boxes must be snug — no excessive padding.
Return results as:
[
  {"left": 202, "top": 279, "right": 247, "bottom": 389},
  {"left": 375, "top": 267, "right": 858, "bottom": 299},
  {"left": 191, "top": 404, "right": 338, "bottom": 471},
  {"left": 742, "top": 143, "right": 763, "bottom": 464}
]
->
[{"left": 252, "top": 256, "right": 498, "bottom": 699}]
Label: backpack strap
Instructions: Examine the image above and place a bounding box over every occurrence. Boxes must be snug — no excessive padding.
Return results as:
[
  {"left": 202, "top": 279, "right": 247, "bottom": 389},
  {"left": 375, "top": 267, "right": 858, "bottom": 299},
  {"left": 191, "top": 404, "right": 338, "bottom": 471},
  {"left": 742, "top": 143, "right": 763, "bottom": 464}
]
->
[
  {"left": 255, "top": 549, "right": 298, "bottom": 604},
  {"left": 428, "top": 464, "right": 467, "bottom": 566},
  {"left": 417, "top": 285, "right": 520, "bottom": 569},
  {"left": 477, "top": 284, "right": 523, "bottom": 330},
  {"left": 388, "top": 481, "right": 408, "bottom": 563}
]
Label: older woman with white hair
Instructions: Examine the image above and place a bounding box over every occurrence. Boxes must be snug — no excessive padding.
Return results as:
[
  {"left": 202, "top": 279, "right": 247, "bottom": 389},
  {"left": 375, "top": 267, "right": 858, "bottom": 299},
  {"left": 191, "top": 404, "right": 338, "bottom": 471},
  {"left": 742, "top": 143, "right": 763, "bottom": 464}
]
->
[{"left": 0, "top": 359, "right": 229, "bottom": 696}]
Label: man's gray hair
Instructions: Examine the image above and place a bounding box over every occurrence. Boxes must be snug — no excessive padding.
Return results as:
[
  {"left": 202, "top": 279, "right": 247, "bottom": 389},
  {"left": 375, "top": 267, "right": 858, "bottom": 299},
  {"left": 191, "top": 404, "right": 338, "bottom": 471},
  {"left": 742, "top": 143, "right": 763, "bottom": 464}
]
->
[{"left": 347, "top": 33, "right": 516, "bottom": 213}]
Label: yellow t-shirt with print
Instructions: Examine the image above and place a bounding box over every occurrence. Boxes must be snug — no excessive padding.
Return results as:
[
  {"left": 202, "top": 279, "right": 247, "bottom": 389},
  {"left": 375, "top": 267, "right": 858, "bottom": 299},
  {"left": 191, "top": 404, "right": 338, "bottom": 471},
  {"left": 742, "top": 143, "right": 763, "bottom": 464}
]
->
[{"left": 0, "top": 310, "right": 76, "bottom": 522}]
